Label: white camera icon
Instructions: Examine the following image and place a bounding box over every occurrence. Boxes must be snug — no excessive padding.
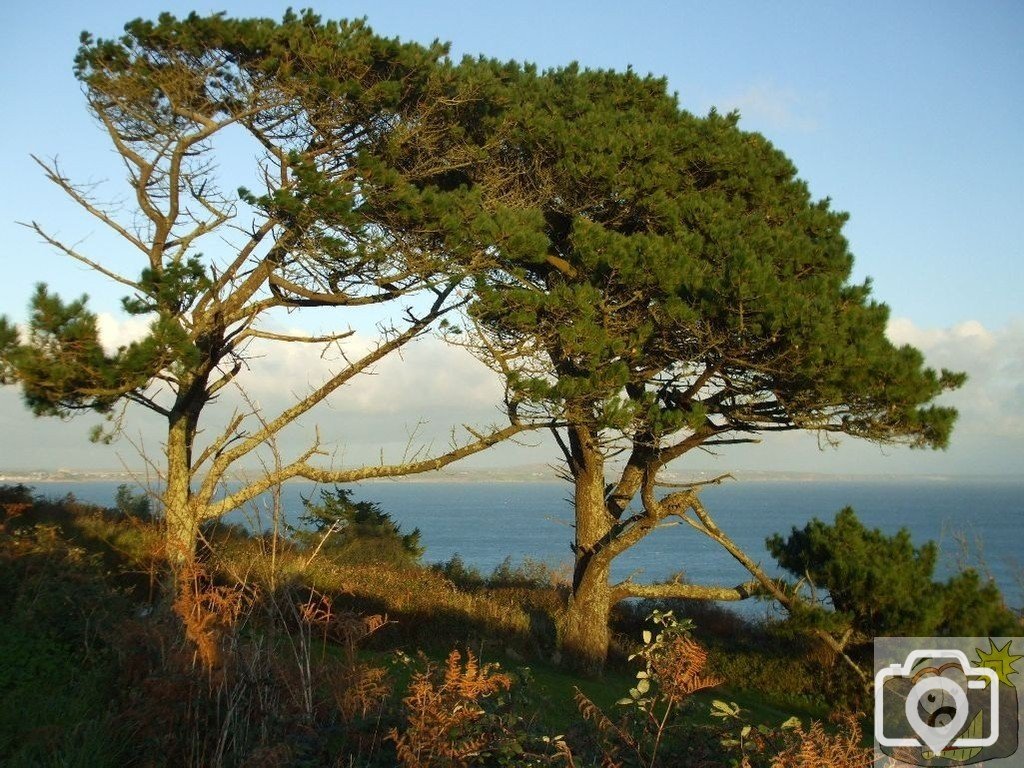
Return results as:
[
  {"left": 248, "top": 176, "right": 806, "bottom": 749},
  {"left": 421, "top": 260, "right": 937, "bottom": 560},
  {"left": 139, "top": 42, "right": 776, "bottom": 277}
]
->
[{"left": 875, "top": 649, "right": 1000, "bottom": 755}]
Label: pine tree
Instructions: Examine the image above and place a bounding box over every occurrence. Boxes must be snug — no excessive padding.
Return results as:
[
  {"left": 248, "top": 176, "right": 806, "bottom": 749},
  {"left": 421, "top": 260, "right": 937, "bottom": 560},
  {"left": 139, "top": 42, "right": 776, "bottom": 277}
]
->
[
  {"left": 768, "top": 508, "right": 1018, "bottom": 638},
  {"left": 406, "top": 62, "right": 966, "bottom": 668}
]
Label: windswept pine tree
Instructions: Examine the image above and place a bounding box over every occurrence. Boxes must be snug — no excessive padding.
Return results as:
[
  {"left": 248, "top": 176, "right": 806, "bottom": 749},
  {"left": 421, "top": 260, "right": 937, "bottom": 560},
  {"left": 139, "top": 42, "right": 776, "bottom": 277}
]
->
[
  {"left": 0, "top": 12, "right": 527, "bottom": 563},
  {"left": 400, "top": 62, "right": 966, "bottom": 668}
]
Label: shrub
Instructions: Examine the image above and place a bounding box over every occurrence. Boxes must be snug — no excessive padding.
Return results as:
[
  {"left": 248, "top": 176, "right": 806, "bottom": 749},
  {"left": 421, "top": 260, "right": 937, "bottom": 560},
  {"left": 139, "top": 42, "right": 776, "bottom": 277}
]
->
[
  {"left": 295, "top": 487, "right": 424, "bottom": 567},
  {"left": 488, "top": 556, "right": 568, "bottom": 589},
  {"left": 0, "top": 484, "right": 33, "bottom": 505},
  {"left": 430, "top": 554, "right": 486, "bottom": 590},
  {"left": 767, "top": 507, "right": 1019, "bottom": 637},
  {"left": 113, "top": 483, "right": 153, "bottom": 522}
]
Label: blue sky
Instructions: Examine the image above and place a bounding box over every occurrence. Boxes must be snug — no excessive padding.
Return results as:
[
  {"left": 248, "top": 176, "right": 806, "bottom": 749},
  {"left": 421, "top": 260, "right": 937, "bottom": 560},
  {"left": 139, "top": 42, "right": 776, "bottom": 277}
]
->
[{"left": 1, "top": 1, "right": 1022, "bottom": 476}]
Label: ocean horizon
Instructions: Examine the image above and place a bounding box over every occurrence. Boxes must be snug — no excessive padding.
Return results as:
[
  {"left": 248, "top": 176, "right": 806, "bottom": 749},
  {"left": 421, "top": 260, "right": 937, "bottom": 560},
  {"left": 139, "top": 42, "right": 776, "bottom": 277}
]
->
[{"left": 15, "top": 477, "right": 1024, "bottom": 616}]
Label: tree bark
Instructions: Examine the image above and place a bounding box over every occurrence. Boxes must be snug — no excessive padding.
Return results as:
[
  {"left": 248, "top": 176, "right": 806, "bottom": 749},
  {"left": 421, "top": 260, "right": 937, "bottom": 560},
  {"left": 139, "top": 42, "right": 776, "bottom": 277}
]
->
[
  {"left": 164, "top": 397, "right": 201, "bottom": 565},
  {"left": 560, "top": 553, "right": 612, "bottom": 673},
  {"left": 558, "top": 425, "right": 615, "bottom": 672}
]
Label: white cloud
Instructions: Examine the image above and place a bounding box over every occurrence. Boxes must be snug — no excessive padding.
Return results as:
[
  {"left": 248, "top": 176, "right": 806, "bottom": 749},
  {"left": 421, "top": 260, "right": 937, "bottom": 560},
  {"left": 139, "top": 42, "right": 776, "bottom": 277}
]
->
[
  {"left": 709, "top": 81, "right": 819, "bottom": 133},
  {"left": 239, "top": 330, "right": 504, "bottom": 416},
  {"left": 96, "top": 312, "right": 152, "bottom": 354},
  {"left": 887, "top": 317, "right": 1024, "bottom": 437}
]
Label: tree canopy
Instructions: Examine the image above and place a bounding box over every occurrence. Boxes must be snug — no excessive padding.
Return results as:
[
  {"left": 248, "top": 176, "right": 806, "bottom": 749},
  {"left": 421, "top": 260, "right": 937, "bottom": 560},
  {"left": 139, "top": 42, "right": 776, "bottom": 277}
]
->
[
  {"left": 446, "top": 64, "right": 964, "bottom": 451},
  {"left": 389, "top": 60, "right": 966, "bottom": 668}
]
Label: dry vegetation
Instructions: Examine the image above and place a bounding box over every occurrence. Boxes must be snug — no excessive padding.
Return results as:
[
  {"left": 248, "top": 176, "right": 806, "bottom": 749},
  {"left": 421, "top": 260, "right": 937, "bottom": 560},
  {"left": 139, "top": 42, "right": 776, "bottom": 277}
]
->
[{"left": 0, "top": 486, "right": 872, "bottom": 767}]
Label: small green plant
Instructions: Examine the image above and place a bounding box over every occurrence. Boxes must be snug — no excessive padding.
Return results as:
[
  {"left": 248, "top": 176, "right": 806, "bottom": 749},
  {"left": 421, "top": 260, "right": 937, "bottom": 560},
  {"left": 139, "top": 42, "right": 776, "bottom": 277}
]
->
[
  {"left": 709, "top": 699, "right": 795, "bottom": 766},
  {"left": 574, "top": 610, "right": 722, "bottom": 767}
]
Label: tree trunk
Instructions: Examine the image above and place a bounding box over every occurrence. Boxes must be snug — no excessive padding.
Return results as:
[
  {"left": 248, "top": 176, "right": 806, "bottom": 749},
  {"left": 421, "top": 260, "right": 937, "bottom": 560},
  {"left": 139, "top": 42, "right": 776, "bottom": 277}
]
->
[
  {"left": 164, "top": 408, "right": 199, "bottom": 565},
  {"left": 558, "top": 425, "right": 615, "bottom": 672},
  {"left": 560, "top": 554, "right": 613, "bottom": 673},
  {"left": 165, "top": 501, "right": 199, "bottom": 565}
]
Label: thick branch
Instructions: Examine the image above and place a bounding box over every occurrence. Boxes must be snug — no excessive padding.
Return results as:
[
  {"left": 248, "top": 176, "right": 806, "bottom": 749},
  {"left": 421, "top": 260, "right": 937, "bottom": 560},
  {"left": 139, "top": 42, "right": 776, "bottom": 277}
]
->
[
  {"left": 194, "top": 217, "right": 280, "bottom": 320},
  {"left": 268, "top": 273, "right": 403, "bottom": 307},
  {"left": 654, "top": 424, "right": 723, "bottom": 469},
  {"left": 201, "top": 420, "right": 530, "bottom": 519},
  {"left": 239, "top": 328, "right": 356, "bottom": 344},
  {"left": 678, "top": 491, "right": 871, "bottom": 685},
  {"left": 124, "top": 390, "right": 172, "bottom": 417},
  {"left": 611, "top": 579, "right": 764, "bottom": 604}
]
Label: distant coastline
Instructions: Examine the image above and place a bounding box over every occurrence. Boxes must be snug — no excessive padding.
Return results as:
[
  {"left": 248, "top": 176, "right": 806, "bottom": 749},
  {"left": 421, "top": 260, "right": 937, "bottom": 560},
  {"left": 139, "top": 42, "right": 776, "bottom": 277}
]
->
[{"left": 2, "top": 465, "right": 1021, "bottom": 485}]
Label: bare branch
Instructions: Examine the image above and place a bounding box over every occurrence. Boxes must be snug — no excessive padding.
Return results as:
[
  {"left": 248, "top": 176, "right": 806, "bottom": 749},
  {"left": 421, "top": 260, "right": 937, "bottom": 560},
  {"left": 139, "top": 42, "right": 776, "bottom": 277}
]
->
[
  {"left": 22, "top": 221, "right": 143, "bottom": 291},
  {"left": 203, "top": 420, "right": 531, "bottom": 519},
  {"left": 239, "top": 328, "right": 356, "bottom": 344},
  {"left": 124, "top": 390, "right": 172, "bottom": 418},
  {"left": 655, "top": 473, "right": 734, "bottom": 489},
  {"left": 192, "top": 410, "right": 247, "bottom": 471},
  {"left": 30, "top": 156, "right": 151, "bottom": 256}
]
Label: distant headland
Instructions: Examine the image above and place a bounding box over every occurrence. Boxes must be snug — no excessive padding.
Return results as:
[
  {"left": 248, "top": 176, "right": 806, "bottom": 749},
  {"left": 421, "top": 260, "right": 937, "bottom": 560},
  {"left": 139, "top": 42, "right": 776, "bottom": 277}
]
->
[{"left": 2, "top": 465, "right": 1019, "bottom": 485}]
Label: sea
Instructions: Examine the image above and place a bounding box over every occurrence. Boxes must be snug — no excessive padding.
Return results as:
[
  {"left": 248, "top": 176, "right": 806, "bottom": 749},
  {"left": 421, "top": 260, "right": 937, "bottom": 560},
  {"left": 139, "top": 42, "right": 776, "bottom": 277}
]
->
[{"left": 19, "top": 478, "right": 1024, "bottom": 617}]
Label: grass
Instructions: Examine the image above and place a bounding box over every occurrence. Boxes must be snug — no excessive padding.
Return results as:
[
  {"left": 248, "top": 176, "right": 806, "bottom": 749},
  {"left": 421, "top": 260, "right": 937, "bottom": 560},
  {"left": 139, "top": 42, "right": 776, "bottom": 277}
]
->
[{"left": 0, "top": 486, "right": 870, "bottom": 767}]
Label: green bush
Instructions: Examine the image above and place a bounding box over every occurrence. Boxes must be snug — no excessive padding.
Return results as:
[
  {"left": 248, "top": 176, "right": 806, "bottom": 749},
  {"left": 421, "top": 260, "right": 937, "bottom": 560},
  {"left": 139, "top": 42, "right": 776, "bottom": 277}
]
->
[
  {"left": 294, "top": 487, "right": 423, "bottom": 567},
  {"left": 767, "top": 507, "right": 1019, "bottom": 637},
  {"left": 113, "top": 483, "right": 153, "bottom": 522}
]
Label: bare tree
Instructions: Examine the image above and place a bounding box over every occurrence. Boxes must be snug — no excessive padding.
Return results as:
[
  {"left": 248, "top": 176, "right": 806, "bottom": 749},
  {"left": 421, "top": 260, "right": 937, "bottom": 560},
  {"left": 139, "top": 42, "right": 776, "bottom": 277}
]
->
[{"left": 0, "top": 13, "right": 526, "bottom": 562}]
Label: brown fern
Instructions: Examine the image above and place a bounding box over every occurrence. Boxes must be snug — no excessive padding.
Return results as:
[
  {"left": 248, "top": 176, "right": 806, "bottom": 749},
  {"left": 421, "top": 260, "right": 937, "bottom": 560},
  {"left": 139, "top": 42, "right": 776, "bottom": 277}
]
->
[
  {"left": 330, "top": 660, "right": 392, "bottom": 721},
  {"left": 389, "top": 649, "right": 512, "bottom": 768},
  {"left": 649, "top": 636, "right": 724, "bottom": 702},
  {"left": 769, "top": 714, "right": 872, "bottom": 768},
  {"left": 172, "top": 561, "right": 253, "bottom": 674}
]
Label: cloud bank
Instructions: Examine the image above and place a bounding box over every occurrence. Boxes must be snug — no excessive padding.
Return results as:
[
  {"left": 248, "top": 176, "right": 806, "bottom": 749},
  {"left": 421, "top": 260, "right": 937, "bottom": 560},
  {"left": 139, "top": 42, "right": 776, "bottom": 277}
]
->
[
  {"left": 887, "top": 317, "right": 1024, "bottom": 438},
  {"left": 2, "top": 312, "right": 1021, "bottom": 475}
]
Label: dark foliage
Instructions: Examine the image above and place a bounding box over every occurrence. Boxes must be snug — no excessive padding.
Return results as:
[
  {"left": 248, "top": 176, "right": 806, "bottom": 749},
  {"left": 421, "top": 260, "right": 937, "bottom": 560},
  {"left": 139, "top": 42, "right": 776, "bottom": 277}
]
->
[
  {"left": 767, "top": 507, "right": 1019, "bottom": 637},
  {"left": 296, "top": 487, "right": 424, "bottom": 567}
]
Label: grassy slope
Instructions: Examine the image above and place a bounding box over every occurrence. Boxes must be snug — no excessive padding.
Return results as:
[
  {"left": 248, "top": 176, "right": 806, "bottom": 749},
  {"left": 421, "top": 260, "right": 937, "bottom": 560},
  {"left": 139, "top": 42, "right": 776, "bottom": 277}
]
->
[{"left": 0, "top": 489, "right": 844, "bottom": 766}]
